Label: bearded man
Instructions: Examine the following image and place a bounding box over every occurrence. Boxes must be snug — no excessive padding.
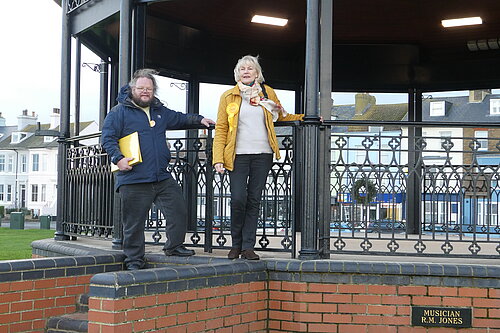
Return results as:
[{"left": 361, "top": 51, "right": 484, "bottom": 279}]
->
[{"left": 101, "top": 68, "right": 215, "bottom": 270}]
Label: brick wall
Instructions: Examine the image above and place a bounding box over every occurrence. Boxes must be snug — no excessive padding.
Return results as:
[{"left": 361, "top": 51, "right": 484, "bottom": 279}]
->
[
  {"left": 1, "top": 249, "right": 499, "bottom": 333},
  {"left": 265, "top": 260, "right": 499, "bottom": 332},
  {"left": 268, "top": 282, "right": 499, "bottom": 332},
  {"left": 0, "top": 254, "right": 123, "bottom": 333},
  {"left": 88, "top": 282, "right": 268, "bottom": 333},
  {"left": 86, "top": 257, "right": 499, "bottom": 333},
  {"left": 87, "top": 260, "right": 269, "bottom": 333}
]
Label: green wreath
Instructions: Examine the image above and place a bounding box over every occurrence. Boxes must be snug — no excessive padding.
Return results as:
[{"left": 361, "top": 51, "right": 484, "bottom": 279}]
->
[{"left": 351, "top": 178, "right": 377, "bottom": 205}]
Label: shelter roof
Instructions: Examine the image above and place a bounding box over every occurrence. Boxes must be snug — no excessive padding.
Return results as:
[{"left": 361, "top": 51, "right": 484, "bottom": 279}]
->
[{"left": 70, "top": 0, "right": 500, "bottom": 91}]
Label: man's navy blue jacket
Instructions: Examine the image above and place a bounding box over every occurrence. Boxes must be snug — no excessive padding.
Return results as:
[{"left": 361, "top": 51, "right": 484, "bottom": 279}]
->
[{"left": 101, "top": 86, "right": 204, "bottom": 190}]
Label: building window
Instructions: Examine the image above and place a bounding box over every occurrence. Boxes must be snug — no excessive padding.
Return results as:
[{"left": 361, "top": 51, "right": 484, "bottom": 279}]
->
[
  {"left": 490, "top": 99, "right": 500, "bottom": 115},
  {"left": 475, "top": 130, "right": 488, "bottom": 151},
  {"left": 41, "top": 154, "right": 48, "bottom": 172},
  {"left": 381, "top": 144, "right": 390, "bottom": 164},
  {"left": 32, "top": 154, "right": 39, "bottom": 172},
  {"left": 491, "top": 202, "right": 498, "bottom": 225},
  {"left": 21, "top": 154, "right": 27, "bottom": 173},
  {"left": 355, "top": 145, "right": 365, "bottom": 164},
  {"left": 31, "top": 185, "right": 38, "bottom": 202},
  {"left": 430, "top": 101, "right": 446, "bottom": 117},
  {"left": 477, "top": 201, "right": 485, "bottom": 226},
  {"left": 0, "top": 185, "right": 4, "bottom": 201},
  {"left": 439, "top": 131, "right": 452, "bottom": 150},
  {"left": 424, "top": 201, "right": 435, "bottom": 223},
  {"left": 0, "top": 155, "right": 4, "bottom": 172},
  {"left": 369, "top": 126, "right": 383, "bottom": 133},
  {"left": 41, "top": 184, "right": 47, "bottom": 202},
  {"left": 7, "top": 155, "right": 13, "bottom": 173},
  {"left": 6, "top": 185, "right": 12, "bottom": 202},
  {"left": 11, "top": 132, "right": 27, "bottom": 144}
]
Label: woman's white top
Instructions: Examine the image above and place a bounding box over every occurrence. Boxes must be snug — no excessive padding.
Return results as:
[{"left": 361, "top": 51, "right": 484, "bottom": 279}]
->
[{"left": 235, "top": 94, "right": 273, "bottom": 155}]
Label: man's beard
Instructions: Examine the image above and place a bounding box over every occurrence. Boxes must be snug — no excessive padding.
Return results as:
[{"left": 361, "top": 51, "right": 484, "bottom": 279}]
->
[{"left": 132, "top": 95, "right": 152, "bottom": 107}]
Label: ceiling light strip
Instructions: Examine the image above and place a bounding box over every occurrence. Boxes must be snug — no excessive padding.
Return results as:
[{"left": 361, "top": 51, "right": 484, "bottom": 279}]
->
[
  {"left": 442, "top": 17, "right": 482, "bottom": 28},
  {"left": 251, "top": 15, "right": 288, "bottom": 27}
]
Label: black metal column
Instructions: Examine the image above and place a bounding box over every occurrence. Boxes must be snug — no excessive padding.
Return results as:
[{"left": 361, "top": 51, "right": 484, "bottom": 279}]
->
[
  {"left": 186, "top": 78, "right": 200, "bottom": 233},
  {"left": 110, "top": 61, "right": 119, "bottom": 107},
  {"left": 55, "top": 0, "right": 71, "bottom": 241},
  {"left": 74, "top": 38, "right": 81, "bottom": 137},
  {"left": 407, "top": 89, "right": 423, "bottom": 234},
  {"left": 119, "top": 0, "right": 132, "bottom": 86},
  {"left": 318, "top": 0, "right": 333, "bottom": 258},
  {"left": 133, "top": 4, "right": 147, "bottom": 71},
  {"left": 99, "top": 60, "right": 109, "bottom": 130},
  {"left": 299, "top": 0, "right": 321, "bottom": 260}
]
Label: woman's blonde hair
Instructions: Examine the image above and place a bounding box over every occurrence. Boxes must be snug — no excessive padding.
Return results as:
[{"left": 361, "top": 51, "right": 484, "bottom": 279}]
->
[{"left": 233, "top": 55, "right": 265, "bottom": 84}]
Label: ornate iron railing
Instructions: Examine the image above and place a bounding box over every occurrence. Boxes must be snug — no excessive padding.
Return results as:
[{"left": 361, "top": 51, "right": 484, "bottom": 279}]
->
[
  {"left": 61, "top": 122, "right": 500, "bottom": 258},
  {"left": 328, "top": 123, "right": 500, "bottom": 258},
  {"left": 64, "top": 134, "right": 114, "bottom": 238},
  {"left": 62, "top": 125, "right": 298, "bottom": 255}
]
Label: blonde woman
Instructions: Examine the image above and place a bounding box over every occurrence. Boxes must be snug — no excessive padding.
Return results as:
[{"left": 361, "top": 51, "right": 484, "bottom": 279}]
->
[{"left": 213, "top": 55, "right": 303, "bottom": 260}]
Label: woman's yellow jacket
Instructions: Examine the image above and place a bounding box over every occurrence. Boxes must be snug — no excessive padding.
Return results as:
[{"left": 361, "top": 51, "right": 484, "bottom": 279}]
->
[{"left": 212, "top": 84, "right": 303, "bottom": 171}]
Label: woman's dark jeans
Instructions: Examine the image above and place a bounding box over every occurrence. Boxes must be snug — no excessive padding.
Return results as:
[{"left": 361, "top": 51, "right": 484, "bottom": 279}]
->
[{"left": 229, "top": 153, "right": 273, "bottom": 250}]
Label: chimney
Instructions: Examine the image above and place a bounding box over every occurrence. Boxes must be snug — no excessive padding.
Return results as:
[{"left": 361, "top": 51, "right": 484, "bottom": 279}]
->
[
  {"left": 49, "top": 108, "right": 60, "bottom": 129},
  {"left": 17, "top": 109, "right": 37, "bottom": 130},
  {"left": 0, "top": 112, "right": 5, "bottom": 127},
  {"left": 355, "top": 93, "right": 376, "bottom": 115},
  {"left": 469, "top": 89, "right": 491, "bottom": 103}
]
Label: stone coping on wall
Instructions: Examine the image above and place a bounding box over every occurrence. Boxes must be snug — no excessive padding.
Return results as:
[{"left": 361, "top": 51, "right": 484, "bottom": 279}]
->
[
  {"left": 90, "top": 261, "right": 268, "bottom": 299},
  {"left": 86, "top": 258, "right": 499, "bottom": 300},
  {"left": 28, "top": 238, "right": 499, "bottom": 300},
  {"left": 32, "top": 239, "right": 124, "bottom": 257},
  {"left": 0, "top": 253, "right": 124, "bottom": 283}
]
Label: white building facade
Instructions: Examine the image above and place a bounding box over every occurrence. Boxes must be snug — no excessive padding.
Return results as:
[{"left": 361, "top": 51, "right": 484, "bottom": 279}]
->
[{"left": 0, "top": 109, "right": 98, "bottom": 217}]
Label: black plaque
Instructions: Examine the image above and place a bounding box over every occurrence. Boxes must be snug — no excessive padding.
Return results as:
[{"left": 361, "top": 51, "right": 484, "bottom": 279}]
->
[{"left": 412, "top": 307, "right": 472, "bottom": 328}]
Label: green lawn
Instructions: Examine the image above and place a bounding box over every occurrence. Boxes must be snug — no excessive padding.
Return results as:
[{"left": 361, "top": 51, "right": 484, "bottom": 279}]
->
[{"left": 0, "top": 228, "right": 54, "bottom": 260}]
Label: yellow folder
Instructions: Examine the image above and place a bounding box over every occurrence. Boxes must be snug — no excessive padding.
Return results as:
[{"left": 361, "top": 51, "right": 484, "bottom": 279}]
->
[{"left": 110, "top": 131, "right": 142, "bottom": 172}]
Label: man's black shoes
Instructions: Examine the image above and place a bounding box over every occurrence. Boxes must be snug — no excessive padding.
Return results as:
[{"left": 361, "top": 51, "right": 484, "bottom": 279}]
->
[{"left": 163, "top": 245, "right": 195, "bottom": 257}]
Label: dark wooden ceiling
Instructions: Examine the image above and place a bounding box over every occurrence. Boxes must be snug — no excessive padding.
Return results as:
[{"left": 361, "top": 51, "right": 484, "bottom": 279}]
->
[{"left": 82, "top": 0, "right": 500, "bottom": 92}]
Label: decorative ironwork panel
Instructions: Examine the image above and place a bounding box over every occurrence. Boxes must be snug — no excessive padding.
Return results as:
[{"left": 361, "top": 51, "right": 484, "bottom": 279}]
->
[
  {"left": 329, "top": 127, "right": 500, "bottom": 258},
  {"left": 61, "top": 126, "right": 296, "bottom": 253},
  {"left": 64, "top": 142, "right": 114, "bottom": 238}
]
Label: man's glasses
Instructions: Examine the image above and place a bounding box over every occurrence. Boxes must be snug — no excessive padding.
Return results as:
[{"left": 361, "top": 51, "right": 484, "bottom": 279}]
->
[{"left": 134, "top": 87, "right": 154, "bottom": 93}]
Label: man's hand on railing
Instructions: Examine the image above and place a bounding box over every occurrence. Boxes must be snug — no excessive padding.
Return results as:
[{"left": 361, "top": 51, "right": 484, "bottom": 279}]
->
[
  {"left": 214, "top": 163, "right": 225, "bottom": 174},
  {"left": 201, "top": 118, "right": 216, "bottom": 127},
  {"left": 117, "top": 157, "right": 134, "bottom": 172}
]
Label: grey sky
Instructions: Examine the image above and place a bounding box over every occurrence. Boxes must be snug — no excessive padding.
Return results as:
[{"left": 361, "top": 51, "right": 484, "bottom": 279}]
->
[{"left": 0, "top": 0, "right": 100, "bottom": 126}]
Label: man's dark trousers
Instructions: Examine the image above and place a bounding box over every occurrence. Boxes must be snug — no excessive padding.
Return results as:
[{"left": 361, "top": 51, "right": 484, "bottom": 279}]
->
[{"left": 120, "top": 177, "right": 187, "bottom": 267}]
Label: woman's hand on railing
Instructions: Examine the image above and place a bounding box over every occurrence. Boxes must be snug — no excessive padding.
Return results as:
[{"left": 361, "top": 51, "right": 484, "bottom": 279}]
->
[{"left": 214, "top": 163, "right": 225, "bottom": 174}]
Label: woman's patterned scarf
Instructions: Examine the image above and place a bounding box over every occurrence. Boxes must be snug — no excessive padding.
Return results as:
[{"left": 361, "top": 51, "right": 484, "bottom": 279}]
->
[{"left": 237, "top": 81, "right": 288, "bottom": 121}]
